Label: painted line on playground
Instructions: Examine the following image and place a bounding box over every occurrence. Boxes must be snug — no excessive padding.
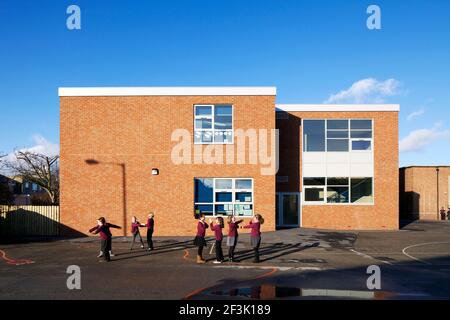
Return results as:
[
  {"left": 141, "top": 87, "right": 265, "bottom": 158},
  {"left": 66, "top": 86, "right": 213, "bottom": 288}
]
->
[
  {"left": 349, "top": 249, "right": 392, "bottom": 265},
  {"left": 0, "top": 249, "right": 35, "bottom": 266},
  {"left": 402, "top": 241, "right": 450, "bottom": 265}
]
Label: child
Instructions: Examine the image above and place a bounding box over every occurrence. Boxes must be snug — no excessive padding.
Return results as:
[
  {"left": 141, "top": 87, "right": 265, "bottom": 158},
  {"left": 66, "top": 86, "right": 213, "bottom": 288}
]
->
[
  {"left": 210, "top": 217, "right": 225, "bottom": 264},
  {"left": 89, "top": 217, "right": 121, "bottom": 262},
  {"left": 227, "top": 216, "right": 243, "bottom": 262},
  {"left": 242, "top": 214, "right": 264, "bottom": 263},
  {"left": 130, "top": 216, "right": 146, "bottom": 250},
  {"left": 193, "top": 214, "right": 208, "bottom": 264},
  {"left": 146, "top": 212, "right": 155, "bottom": 251}
]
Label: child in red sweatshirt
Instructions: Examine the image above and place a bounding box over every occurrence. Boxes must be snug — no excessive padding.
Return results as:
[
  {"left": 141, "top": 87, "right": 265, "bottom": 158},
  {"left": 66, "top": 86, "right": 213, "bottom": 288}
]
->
[
  {"left": 242, "top": 214, "right": 264, "bottom": 263},
  {"left": 89, "top": 217, "right": 121, "bottom": 262},
  {"left": 193, "top": 214, "right": 209, "bottom": 264},
  {"left": 130, "top": 216, "right": 146, "bottom": 250},
  {"left": 210, "top": 217, "right": 225, "bottom": 264}
]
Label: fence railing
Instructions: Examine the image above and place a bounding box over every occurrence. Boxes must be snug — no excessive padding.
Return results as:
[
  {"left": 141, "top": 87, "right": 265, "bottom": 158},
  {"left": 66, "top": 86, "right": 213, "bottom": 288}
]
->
[{"left": 0, "top": 205, "right": 60, "bottom": 236}]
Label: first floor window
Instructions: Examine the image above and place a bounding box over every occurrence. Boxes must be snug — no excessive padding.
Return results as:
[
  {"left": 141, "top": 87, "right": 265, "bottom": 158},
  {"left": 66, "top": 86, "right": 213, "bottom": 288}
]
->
[
  {"left": 303, "top": 177, "right": 373, "bottom": 205},
  {"left": 194, "top": 104, "right": 233, "bottom": 144},
  {"left": 194, "top": 178, "right": 254, "bottom": 216}
]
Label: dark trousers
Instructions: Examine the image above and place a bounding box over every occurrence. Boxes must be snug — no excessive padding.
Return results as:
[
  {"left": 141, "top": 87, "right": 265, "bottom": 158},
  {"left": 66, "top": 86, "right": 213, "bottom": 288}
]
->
[
  {"left": 147, "top": 228, "right": 154, "bottom": 249},
  {"left": 215, "top": 240, "right": 224, "bottom": 261},
  {"left": 130, "top": 231, "right": 144, "bottom": 249},
  {"left": 252, "top": 237, "right": 261, "bottom": 262},
  {"left": 198, "top": 245, "right": 204, "bottom": 256},
  {"left": 101, "top": 239, "right": 111, "bottom": 261}
]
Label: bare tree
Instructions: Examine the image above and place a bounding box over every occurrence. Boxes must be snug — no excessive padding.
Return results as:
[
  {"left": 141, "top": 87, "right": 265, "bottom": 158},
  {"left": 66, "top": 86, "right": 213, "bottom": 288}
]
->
[{"left": 4, "top": 151, "right": 59, "bottom": 204}]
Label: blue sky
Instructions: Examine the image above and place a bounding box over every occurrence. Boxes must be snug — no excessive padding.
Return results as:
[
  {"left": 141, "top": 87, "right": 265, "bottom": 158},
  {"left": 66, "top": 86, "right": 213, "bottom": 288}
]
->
[{"left": 0, "top": 0, "right": 449, "bottom": 167}]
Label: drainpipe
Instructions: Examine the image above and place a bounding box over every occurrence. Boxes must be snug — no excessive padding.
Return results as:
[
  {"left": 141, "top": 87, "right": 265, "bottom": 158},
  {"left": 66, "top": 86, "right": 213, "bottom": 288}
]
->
[{"left": 436, "top": 167, "right": 440, "bottom": 220}]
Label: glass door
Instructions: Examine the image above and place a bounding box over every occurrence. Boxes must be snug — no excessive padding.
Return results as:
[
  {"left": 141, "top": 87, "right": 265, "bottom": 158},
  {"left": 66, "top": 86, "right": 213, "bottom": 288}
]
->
[{"left": 276, "top": 193, "right": 300, "bottom": 227}]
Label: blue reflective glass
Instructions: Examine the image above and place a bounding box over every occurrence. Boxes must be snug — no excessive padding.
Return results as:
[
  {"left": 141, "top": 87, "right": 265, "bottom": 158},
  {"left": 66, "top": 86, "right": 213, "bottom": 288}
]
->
[{"left": 194, "top": 178, "right": 213, "bottom": 202}]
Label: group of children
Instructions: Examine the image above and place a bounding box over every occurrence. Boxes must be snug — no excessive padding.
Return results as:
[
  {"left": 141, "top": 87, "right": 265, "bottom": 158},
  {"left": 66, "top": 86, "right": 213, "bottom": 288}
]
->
[
  {"left": 194, "top": 213, "right": 265, "bottom": 264},
  {"left": 89, "top": 213, "right": 155, "bottom": 262},
  {"left": 89, "top": 211, "right": 264, "bottom": 264}
]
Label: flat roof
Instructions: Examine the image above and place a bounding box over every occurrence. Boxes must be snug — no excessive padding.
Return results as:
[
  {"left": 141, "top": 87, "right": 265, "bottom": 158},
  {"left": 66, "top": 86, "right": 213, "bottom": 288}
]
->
[
  {"left": 58, "top": 87, "right": 277, "bottom": 97},
  {"left": 276, "top": 104, "right": 400, "bottom": 112},
  {"left": 401, "top": 166, "right": 450, "bottom": 169}
]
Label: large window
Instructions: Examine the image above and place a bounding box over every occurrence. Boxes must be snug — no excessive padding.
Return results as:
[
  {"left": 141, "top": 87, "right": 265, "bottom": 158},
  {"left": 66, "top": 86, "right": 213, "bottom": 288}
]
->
[
  {"left": 303, "top": 177, "right": 373, "bottom": 205},
  {"left": 303, "top": 120, "right": 325, "bottom": 152},
  {"left": 303, "top": 119, "right": 373, "bottom": 152},
  {"left": 194, "top": 104, "right": 233, "bottom": 144},
  {"left": 194, "top": 178, "right": 253, "bottom": 216}
]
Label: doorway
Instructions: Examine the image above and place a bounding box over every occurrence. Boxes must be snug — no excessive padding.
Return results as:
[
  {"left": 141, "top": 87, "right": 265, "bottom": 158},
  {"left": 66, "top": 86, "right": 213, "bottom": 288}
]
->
[{"left": 276, "top": 192, "right": 301, "bottom": 228}]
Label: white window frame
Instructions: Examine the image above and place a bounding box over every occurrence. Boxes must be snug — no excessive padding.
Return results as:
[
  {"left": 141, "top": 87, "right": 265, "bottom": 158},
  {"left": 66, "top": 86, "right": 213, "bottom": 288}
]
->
[
  {"left": 303, "top": 119, "right": 373, "bottom": 153},
  {"left": 303, "top": 177, "right": 374, "bottom": 206},
  {"left": 194, "top": 178, "right": 254, "bottom": 217},
  {"left": 194, "top": 104, "right": 234, "bottom": 145}
]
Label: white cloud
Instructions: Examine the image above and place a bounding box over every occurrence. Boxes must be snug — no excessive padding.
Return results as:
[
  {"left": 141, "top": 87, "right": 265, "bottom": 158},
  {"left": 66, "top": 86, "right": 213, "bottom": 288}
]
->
[
  {"left": 400, "top": 122, "right": 450, "bottom": 153},
  {"left": 3, "top": 135, "right": 59, "bottom": 163},
  {"left": 407, "top": 108, "right": 426, "bottom": 121},
  {"left": 324, "top": 78, "right": 401, "bottom": 104}
]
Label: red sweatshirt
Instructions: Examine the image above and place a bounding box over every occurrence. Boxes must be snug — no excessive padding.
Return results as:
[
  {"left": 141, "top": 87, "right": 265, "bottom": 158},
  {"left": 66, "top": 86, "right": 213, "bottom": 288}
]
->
[
  {"left": 210, "top": 222, "right": 223, "bottom": 241},
  {"left": 228, "top": 220, "right": 243, "bottom": 237},
  {"left": 146, "top": 218, "right": 154, "bottom": 230},
  {"left": 89, "top": 223, "right": 120, "bottom": 240},
  {"left": 244, "top": 221, "right": 261, "bottom": 237},
  {"left": 196, "top": 221, "right": 209, "bottom": 237}
]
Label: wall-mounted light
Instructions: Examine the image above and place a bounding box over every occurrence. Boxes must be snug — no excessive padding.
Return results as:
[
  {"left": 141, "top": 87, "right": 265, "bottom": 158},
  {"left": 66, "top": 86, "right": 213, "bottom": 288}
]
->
[{"left": 152, "top": 168, "right": 159, "bottom": 176}]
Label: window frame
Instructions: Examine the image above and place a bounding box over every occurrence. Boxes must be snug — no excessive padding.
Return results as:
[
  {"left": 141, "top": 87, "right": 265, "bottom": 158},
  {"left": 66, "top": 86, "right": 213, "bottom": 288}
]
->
[
  {"left": 194, "top": 177, "right": 254, "bottom": 217},
  {"left": 303, "top": 177, "right": 374, "bottom": 206},
  {"left": 302, "top": 119, "right": 373, "bottom": 153},
  {"left": 194, "top": 104, "right": 234, "bottom": 145}
]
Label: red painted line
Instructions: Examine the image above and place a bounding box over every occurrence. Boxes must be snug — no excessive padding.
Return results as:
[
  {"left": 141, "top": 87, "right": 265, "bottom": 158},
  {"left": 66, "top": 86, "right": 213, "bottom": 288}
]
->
[
  {"left": 183, "top": 249, "right": 190, "bottom": 260},
  {"left": 251, "top": 267, "right": 278, "bottom": 280},
  {"left": 0, "top": 249, "right": 35, "bottom": 266}
]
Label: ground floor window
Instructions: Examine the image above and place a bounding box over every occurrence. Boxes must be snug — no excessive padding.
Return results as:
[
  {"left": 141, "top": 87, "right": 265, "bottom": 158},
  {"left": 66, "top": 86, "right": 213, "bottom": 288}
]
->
[
  {"left": 303, "top": 177, "right": 373, "bottom": 205},
  {"left": 194, "top": 178, "right": 254, "bottom": 216}
]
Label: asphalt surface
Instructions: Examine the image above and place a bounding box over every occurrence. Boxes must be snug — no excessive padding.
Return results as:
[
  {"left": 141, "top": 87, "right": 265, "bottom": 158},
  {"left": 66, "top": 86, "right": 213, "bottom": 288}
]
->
[{"left": 1, "top": 220, "right": 450, "bottom": 300}]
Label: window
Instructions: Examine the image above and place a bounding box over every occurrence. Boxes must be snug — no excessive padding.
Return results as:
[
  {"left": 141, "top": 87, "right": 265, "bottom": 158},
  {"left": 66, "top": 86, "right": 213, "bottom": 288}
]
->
[
  {"left": 303, "top": 120, "right": 325, "bottom": 152},
  {"left": 194, "top": 178, "right": 253, "bottom": 216},
  {"left": 351, "top": 178, "right": 373, "bottom": 203},
  {"left": 303, "top": 177, "right": 373, "bottom": 205},
  {"left": 326, "top": 177, "right": 349, "bottom": 203},
  {"left": 194, "top": 105, "right": 233, "bottom": 144},
  {"left": 32, "top": 183, "right": 38, "bottom": 191},
  {"left": 303, "top": 177, "right": 325, "bottom": 203},
  {"left": 303, "top": 119, "right": 373, "bottom": 152},
  {"left": 350, "top": 120, "right": 373, "bottom": 151},
  {"left": 327, "top": 120, "right": 349, "bottom": 152}
]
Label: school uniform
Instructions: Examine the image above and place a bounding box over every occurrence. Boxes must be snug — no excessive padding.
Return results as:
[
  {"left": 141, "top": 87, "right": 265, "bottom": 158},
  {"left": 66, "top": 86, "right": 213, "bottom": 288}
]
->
[
  {"left": 227, "top": 220, "right": 243, "bottom": 261},
  {"left": 130, "top": 222, "right": 145, "bottom": 250},
  {"left": 244, "top": 222, "right": 261, "bottom": 263},
  {"left": 89, "top": 223, "right": 120, "bottom": 261},
  {"left": 146, "top": 218, "right": 155, "bottom": 250},
  {"left": 193, "top": 221, "right": 209, "bottom": 257},
  {"left": 210, "top": 222, "right": 224, "bottom": 262}
]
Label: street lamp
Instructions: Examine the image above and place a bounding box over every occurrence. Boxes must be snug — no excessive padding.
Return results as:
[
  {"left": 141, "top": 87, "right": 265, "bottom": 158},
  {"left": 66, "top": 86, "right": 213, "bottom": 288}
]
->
[
  {"left": 436, "top": 167, "right": 440, "bottom": 221},
  {"left": 85, "top": 159, "right": 127, "bottom": 236}
]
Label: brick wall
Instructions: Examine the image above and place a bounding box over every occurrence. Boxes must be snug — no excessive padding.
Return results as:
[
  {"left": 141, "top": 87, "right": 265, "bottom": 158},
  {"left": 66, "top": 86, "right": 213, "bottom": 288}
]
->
[
  {"left": 276, "top": 111, "right": 399, "bottom": 230},
  {"left": 60, "top": 95, "right": 276, "bottom": 236}
]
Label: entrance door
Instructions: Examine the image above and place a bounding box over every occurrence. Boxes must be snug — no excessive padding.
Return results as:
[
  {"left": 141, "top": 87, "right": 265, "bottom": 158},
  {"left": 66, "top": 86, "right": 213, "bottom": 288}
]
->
[{"left": 276, "top": 192, "right": 301, "bottom": 228}]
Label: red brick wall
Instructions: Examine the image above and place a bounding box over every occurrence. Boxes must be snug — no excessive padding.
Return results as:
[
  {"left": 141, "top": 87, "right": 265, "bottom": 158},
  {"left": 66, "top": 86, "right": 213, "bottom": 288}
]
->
[
  {"left": 400, "top": 167, "right": 450, "bottom": 220},
  {"left": 60, "top": 95, "right": 276, "bottom": 236},
  {"left": 276, "top": 111, "right": 399, "bottom": 230}
]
